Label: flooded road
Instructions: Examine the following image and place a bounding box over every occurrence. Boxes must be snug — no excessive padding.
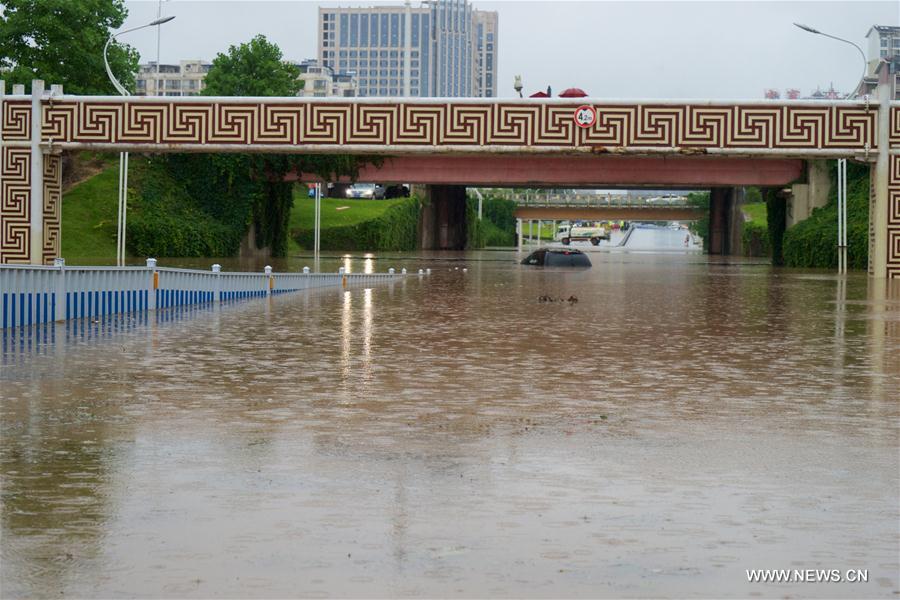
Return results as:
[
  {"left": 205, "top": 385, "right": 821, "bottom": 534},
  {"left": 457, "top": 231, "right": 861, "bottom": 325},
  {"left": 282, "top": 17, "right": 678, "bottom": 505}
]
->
[{"left": 2, "top": 250, "right": 899, "bottom": 598}]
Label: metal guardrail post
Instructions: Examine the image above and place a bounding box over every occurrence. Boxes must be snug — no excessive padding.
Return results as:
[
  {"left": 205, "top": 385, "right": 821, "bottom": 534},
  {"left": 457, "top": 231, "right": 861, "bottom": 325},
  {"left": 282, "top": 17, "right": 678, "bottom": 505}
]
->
[
  {"left": 211, "top": 264, "right": 221, "bottom": 303},
  {"left": 53, "top": 257, "right": 66, "bottom": 322},
  {"left": 264, "top": 265, "right": 273, "bottom": 296},
  {"left": 146, "top": 258, "right": 158, "bottom": 310}
]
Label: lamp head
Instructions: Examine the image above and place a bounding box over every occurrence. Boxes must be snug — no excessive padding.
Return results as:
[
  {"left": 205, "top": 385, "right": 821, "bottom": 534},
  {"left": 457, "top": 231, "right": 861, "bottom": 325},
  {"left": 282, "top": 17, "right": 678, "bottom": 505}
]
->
[
  {"left": 150, "top": 15, "right": 175, "bottom": 26},
  {"left": 513, "top": 75, "right": 523, "bottom": 93},
  {"left": 794, "top": 22, "right": 820, "bottom": 35}
]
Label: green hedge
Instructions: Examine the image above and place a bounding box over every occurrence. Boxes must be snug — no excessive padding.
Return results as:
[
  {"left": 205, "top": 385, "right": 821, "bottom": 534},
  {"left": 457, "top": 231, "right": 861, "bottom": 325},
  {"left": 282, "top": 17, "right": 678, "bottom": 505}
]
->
[
  {"left": 741, "top": 221, "right": 771, "bottom": 257},
  {"left": 127, "top": 157, "right": 246, "bottom": 257},
  {"left": 687, "top": 191, "right": 710, "bottom": 243},
  {"left": 466, "top": 195, "right": 518, "bottom": 248},
  {"left": 783, "top": 162, "right": 869, "bottom": 270},
  {"left": 740, "top": 200, "right": 770, "bottom": 257},
  {"left": 294, "top": 196, "right": 421, "bottom": 251}
]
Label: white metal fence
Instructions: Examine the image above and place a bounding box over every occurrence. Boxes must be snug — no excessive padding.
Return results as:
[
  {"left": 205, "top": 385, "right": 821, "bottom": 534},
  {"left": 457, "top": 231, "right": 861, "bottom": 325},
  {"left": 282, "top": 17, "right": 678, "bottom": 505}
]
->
[{"left": 0, "top": 258, "right": 421, "bottom": 330}]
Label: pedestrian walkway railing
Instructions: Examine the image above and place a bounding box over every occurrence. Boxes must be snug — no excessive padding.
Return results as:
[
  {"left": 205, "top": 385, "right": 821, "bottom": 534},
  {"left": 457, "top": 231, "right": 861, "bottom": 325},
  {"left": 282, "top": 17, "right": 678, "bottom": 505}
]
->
[
  {"left": 477, "top": 189, "right": 691, "bottom": 207},
  {"left": 0, "top": 258, "right": 424, "bottom": 330}
]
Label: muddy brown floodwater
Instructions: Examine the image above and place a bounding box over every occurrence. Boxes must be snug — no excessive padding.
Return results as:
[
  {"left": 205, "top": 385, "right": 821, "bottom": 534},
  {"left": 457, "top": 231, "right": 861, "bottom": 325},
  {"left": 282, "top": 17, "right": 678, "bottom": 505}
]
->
[{"left": 2, "top": 248, "right": 899, "bottom": 598}]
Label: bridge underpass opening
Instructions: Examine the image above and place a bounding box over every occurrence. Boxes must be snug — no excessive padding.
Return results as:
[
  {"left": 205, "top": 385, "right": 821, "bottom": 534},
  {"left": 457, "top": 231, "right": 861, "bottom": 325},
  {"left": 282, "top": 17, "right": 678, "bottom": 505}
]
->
[
  {"left": 292, "top": 155, "right": 802, "bottom": 252},
  {"left": 478, "top": 186, "right": 743, "bottom": 255}
]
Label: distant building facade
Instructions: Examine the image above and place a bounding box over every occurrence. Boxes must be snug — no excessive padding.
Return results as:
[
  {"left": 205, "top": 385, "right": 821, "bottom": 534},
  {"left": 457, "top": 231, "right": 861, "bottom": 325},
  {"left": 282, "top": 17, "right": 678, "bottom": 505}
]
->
[
  {"left": 471, "top": 10, "right": 498, "bottom": 98},
  {"left": 763, "top": 85, "right": 843, "bottom": 101},
  {"left": 294, "top": 59, "right": 359, "bottom": 97},
  {"left": 317, "top": 0, "right": 498, "bottom": 98},
  {"left": 858, "top": 25, "right": 899, "bottom": 100},
  {"left": 136, "top": 59, "right": 357, "bottom": 98},
  {"left": 135, "top": 60, "right": 211, "bottom": 96}
]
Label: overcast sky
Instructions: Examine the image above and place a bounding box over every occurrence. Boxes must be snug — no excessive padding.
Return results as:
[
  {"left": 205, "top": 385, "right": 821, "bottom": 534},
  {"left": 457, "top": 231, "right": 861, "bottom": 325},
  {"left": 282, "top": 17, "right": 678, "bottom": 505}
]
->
[{"left": 121, "top": 0, "right": 898, "bottom": 99}]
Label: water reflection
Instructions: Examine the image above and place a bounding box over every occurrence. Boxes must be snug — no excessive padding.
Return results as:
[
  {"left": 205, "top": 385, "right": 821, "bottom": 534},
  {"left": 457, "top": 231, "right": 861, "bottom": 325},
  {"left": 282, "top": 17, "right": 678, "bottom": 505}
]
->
[{"left": 2, "top": 251, "right": 899, "bottom": 598}]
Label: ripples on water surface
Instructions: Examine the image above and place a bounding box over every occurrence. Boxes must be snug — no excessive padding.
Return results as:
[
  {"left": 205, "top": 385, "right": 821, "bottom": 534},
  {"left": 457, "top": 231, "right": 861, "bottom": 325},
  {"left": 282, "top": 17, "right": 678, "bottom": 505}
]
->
[{"left": 2, "top": 248, "right": 899, "bottom": 598}]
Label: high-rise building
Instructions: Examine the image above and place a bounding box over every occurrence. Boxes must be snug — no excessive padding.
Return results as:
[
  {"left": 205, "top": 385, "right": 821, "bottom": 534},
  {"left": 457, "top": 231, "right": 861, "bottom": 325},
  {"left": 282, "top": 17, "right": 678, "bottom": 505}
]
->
[
  {"left": 471, "top": 9, "right": 498, "bottom": 98},
  {"left": 317, "top": 0, "right": 498, "bottom": 98}
]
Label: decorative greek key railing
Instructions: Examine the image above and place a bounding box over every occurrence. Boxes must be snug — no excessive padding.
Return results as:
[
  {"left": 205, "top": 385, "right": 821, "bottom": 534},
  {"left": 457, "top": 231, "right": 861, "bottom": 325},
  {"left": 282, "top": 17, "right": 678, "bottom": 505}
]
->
[
  {"left": 1, "top": 79, "right": 899, "bottom": 277},
  {"left": 0, "top": 259, "right": 420, "bottom": 330}
]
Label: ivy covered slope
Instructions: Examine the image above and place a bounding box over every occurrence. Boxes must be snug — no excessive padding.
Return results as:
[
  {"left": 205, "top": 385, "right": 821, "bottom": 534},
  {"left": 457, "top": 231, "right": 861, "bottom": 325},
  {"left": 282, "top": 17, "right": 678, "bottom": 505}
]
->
[
  {"left": 783, "top": 162, "right": 869, "bottom": 270},
  {"left": 126, "top": 35, "right": 364, "bottom": 258},
  {"left": 291, "top": 191, "right": 420, "bottom": 252}
]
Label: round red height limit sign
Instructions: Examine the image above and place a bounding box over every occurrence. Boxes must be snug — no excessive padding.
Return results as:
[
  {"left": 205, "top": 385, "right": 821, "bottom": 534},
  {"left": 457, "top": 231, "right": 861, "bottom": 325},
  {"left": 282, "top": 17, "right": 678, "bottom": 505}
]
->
[{"left": 574, "top": 105, "right": 596, "bottom": 128}]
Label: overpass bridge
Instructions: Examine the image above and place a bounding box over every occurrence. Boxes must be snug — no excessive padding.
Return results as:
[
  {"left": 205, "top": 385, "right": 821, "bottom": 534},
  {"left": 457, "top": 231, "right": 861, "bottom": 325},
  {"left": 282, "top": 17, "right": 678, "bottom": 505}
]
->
[
  {"left": 1, "top": 77, "right": 898, "bottom": 277},
  {"left": 494, "top": 191, "right": 706, "bottom": 222}
]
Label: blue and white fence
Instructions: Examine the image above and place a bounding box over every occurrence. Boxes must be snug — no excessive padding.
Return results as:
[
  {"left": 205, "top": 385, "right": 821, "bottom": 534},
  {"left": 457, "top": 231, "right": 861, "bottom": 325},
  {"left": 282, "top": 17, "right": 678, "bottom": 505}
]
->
[{"left": 0, "top": 258, "right": 425, "bottom": 330}]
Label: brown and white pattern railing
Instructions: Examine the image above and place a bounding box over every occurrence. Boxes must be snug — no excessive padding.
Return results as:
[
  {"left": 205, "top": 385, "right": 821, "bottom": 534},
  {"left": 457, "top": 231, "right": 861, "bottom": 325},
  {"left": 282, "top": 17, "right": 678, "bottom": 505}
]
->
[
  {"left": 0, "top": 258, "right": 418, "bottom": 330},
  {"left": 1, "top": 78, "right": 899, "bottom": 277}
]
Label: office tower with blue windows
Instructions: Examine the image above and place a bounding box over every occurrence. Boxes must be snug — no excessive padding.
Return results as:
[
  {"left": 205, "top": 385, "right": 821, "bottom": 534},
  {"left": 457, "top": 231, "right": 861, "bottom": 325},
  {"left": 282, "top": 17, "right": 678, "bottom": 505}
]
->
[{"left": 318, "top": 0, "right": 497, "bottom": 98}]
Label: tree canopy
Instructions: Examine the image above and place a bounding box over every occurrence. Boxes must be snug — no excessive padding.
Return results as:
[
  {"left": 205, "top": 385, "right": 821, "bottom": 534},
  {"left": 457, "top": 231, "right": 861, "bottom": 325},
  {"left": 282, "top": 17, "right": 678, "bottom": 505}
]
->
[
  {"left": 0, "top": 0, "right": 139, "bottom": 94},
  {"left": 202, "top": 35, "right": 301, "bottom": 97},
  {"left": 129, "top": 35, "right": 367, "bottom": 258}
]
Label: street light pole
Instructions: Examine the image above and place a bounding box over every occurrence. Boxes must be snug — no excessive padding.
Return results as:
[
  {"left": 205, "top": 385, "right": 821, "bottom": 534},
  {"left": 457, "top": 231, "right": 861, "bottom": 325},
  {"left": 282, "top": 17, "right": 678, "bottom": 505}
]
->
[
  {"left": 156, "top": 0, "right": 170, "bottom": 96},
  {"left": 794, "top": 23, "right": 864, "bottom": 275},
  {"left": 793, "top": 23, "right": 867, "bottom": 97},
  {"left": 103, "top": 15, "right": 175, "bottom": 266}
]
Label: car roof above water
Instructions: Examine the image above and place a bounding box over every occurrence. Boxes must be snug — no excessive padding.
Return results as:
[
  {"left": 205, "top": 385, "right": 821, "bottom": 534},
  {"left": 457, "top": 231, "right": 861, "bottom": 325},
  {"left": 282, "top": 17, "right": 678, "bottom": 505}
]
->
[{"left": 521, "top": 247, "right": 592, "bottom": 267}]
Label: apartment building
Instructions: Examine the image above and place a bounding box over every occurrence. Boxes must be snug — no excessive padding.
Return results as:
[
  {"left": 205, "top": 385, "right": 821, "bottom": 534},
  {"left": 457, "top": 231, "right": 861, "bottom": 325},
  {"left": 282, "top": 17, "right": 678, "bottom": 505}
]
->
[
  {"left": 135, "top": 60, "right": 211, "bottom": 96},
  {"left": 294, "top": 59, "right": 359, "bottom": 97}
]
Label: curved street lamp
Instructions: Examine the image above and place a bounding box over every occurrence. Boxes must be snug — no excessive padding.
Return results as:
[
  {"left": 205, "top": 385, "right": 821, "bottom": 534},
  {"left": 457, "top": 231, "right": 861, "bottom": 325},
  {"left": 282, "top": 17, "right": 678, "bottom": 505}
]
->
[
  {"left": 793, "top": 22, "right": 867, "bottom": 95},
  {"left": 793, "top": 22, "right": 862, "bottom": 275},
  {"left": 103, "top": 15, "right": 175, "bottom": 266}
]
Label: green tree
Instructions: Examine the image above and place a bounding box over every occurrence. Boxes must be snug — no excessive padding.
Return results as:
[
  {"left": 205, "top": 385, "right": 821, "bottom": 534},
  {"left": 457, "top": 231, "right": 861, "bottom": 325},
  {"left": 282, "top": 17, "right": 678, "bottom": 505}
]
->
[
  {"left": 130, "top": 35, "right": 367, "bottom": 258},
  {"left": 202, "top": 35, "right": 300, "bottom": 97},
  {"left": 0, "top": 0, "right": 139, "bottom": 94}
]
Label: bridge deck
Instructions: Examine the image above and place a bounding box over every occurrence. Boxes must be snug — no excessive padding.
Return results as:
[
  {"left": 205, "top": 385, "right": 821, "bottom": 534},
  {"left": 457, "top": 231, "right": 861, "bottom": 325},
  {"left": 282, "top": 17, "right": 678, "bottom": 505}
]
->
[{"left": 514, "top": 206, "right": 705, "bottom": 221}]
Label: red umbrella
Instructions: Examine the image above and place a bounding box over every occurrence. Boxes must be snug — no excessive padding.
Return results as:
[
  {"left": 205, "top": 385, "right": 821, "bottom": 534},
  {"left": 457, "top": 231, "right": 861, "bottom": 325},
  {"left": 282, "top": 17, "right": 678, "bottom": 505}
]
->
[
  {"left": 529, "top": 91, "right": 550, "bottom": 98},
  {"left": 559, "top": 87, "right": 588, "bottom": 98}
]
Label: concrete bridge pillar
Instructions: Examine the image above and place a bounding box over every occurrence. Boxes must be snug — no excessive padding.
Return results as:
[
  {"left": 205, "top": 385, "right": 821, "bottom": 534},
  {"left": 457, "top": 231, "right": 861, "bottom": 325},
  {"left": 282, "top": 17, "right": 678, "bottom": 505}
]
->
[
  {"left": 707, "top": 187, "right": 744, "bottom": 256},
  {"left": 870, "top": 61, "right": 896, "bottom": 279},
  {"left": 0, "top": 80, "right": 62, "bottom": 265},
  {"left": 419, "top": 185, "right": 467, "bottom": 250},
  {"left": 787, "top": 160, "right": 831, "bottom": 228}
]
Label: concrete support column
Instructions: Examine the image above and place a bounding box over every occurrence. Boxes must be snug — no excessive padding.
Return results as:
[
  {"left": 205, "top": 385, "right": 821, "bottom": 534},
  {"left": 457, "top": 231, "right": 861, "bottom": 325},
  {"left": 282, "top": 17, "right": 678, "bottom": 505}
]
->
[
  {"left": 418, "top": 185, "right": 467, "bottom": 250},
  {"left": 870, "top": 63, "right": 894, "bottom": 278},
  {"left": 729, "top": 187, "right": 745, "bottom": 256},
  {"left": 708, "top": 187, "right": 743, "bottom": 256},
  {"left": 708, "top": 188, "right": 727, "bottom": 255}
]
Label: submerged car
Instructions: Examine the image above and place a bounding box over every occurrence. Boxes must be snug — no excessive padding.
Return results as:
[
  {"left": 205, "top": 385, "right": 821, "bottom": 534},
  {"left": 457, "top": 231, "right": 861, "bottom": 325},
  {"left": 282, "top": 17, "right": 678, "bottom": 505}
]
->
[{"left": 521, "top": 247, "right": 592, "bottom": 267}]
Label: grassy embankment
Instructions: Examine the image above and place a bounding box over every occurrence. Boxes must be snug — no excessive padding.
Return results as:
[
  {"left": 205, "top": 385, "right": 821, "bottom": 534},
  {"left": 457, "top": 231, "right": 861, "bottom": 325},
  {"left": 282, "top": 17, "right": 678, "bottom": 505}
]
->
[
  {"left": 62, "top": 166, "right": 530, "bottom": 258},
  {"left": 60, "top": 159, "right": 120, "bottom": 263},
  {"left": 783, "top": 162, "right": 869, "bottom": 269},
  {"left": 287, "top": 191, "right": 407, "bottom": 248},
  {"left": 741, "top": 201, "right": 769, "bottom": 257},
  {"left": 60, "top": 163, "right": 409, "bottom": 260},
  {"left": 737, "top": 164, "right": 870, "bottom": 268}
]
